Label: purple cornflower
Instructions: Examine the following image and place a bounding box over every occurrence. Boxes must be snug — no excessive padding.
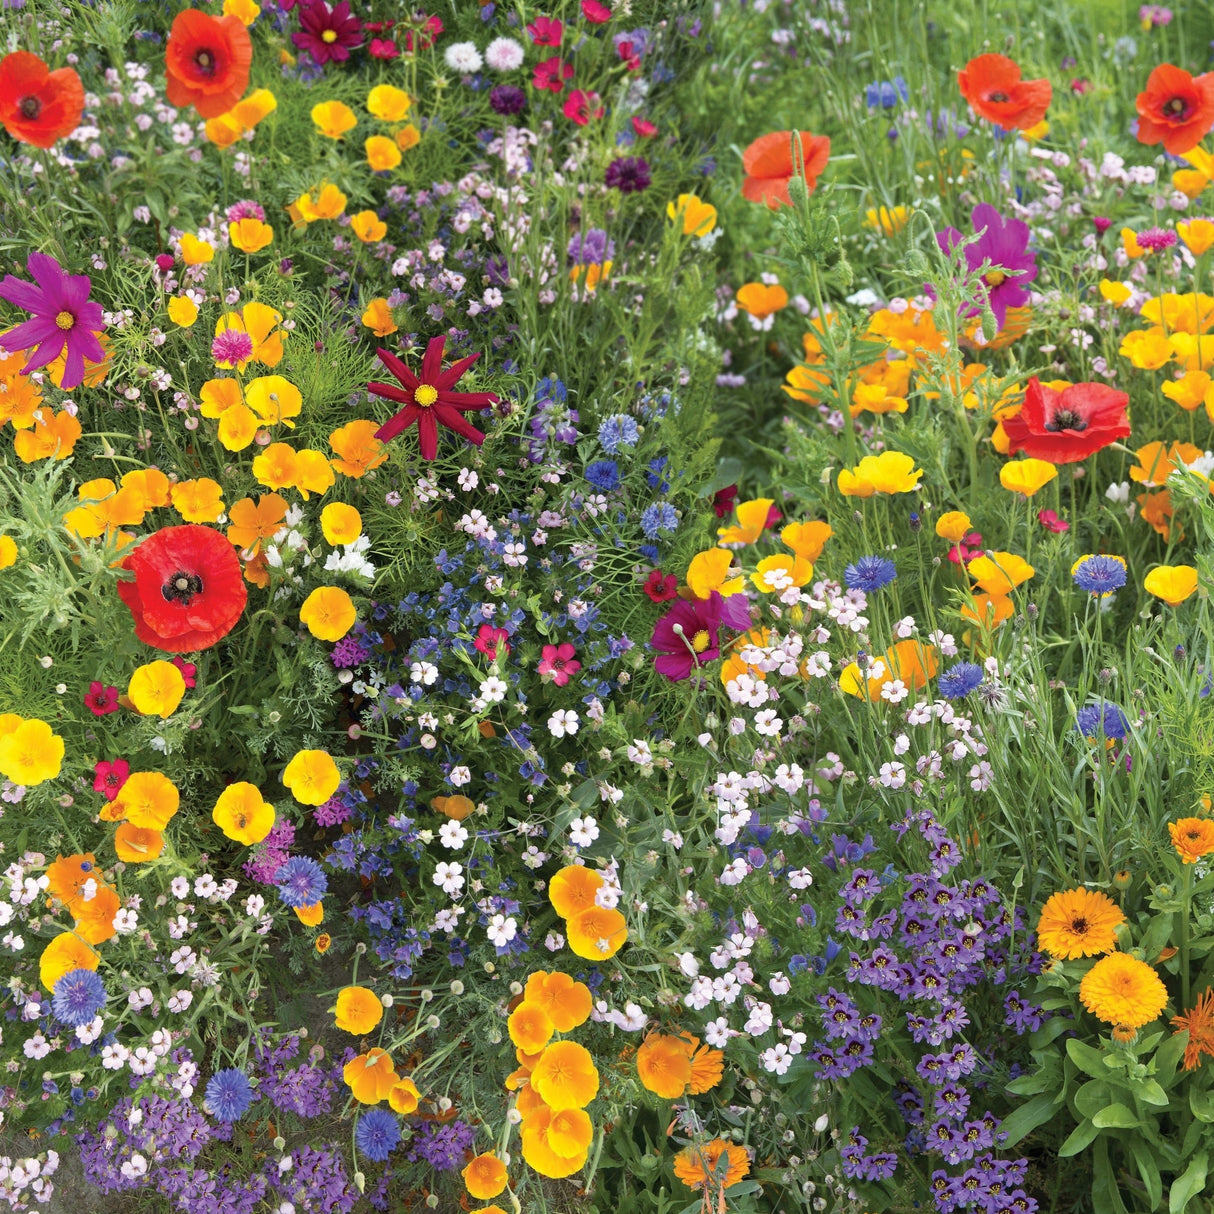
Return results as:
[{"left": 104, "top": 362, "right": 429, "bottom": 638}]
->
[
  {"left": 567, "top": 228, "right": 614, "bottom": 264},
  {"left": 356, "top": 1108, "right": 402, "bottom": 1162},
  {"left": 937, "top": 203, "right": 1037, "bottom": 330},
  {"left": 1072, "top": 554, "right": 1127, "bottom": 595},
  {"left": 937, "top": 661, "right": 984, "bottom": 699},
  {"left": 292, "top": 0, "right": 363, "bottom": 64},
  {"left": 205, "top": 1068, "right": 255, "bottom": 1121},
  {"left": 489, "top": 84, "right": 527, "bottom": 114},
  {"left": 51, "top": 968, "right": 106, "bottom": 1026},
  {"left": 605, "top": 156, "right": 651, "bottom": 193},
  {"left": 0, "top": 252, "right": 107, "bottom": 389},
  {"left": 274, "top": 855, "right": 328, "bottom": 908}
]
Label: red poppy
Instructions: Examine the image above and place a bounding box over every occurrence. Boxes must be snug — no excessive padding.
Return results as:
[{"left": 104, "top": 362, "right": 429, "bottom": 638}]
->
[
  {"left": 741, "top": 131, "right": 831, "bottom": 208},
  {"left": 1001, "top": 377, "right": 1131, "bottom": 465},
  {"left": 369, "top": 337, "right": 499, "bottom": 461},
  {"left": 644, "top": 570, "right": 678, "bottom": 603},
  {"left": 117, "top": 525, "right": 248, "bottom": 653},
  {"left": 164, "top": 9, "right": 253, "bottom": 119},
  {"left": 957, "top": 54, "right": 1052, "bottom": 131},
  {"left": 1135, "top": 64, "right": 1214, "bottom": 155},
  {"left": 84, "top": 681, "right": 121, "bottom": 717},
  {"left": 0, "top": 51, "right": 84, "bottom": 148}
]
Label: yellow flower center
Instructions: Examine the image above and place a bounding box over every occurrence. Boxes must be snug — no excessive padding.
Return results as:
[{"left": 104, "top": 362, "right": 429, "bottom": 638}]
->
[
  {"left": 691, "top": 629, "right": 711, "bottom": 653},
  {"left": 55, "top": 311, "right": 75, "bottom": 331},
  {"left": 322, "top": 29, "right": 338, "bottom": 42},
  {"left": 414, "top": 383, "right": 439, "bottom": 406},
  {"left": 984, "top": 270, "right": 1005, "bottom": 287}
]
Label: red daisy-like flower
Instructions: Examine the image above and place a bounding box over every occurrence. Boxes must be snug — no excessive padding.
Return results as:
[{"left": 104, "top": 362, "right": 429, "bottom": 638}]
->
[
  {"left": 1001, "top": 377, "right": 1131, "bottom": 464},
  {"left": 644, "top": 570, "right": 678, "bottom": 603},
  {"left": 368, "top": 337, "right": 500, "bottom": 460},
  {"left": 292, "top": 0, "right": 364, "bottom": 66},
  {"left": 93, "top": 758, "right": 130, "bottom": 802},
  {"left": 117, "top": 525, "right": 248, "bottom": 653},
  {"left": 84, "top": 681, "right": 121, "bottom": 716}
]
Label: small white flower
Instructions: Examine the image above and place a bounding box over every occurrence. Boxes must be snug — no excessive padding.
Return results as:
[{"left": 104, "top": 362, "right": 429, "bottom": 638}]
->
[
  {"left": 547, "top": 709, "right": 579, "bottom": 738},
  {"left": 487, "top": 913, "right": 517, "bottom": 947},
  {"left": 170, "top": 876, "right": 189, "bottom": 899},
  {"left": 479, "top": 676, "right": 508, "bottom": 703},
  {"left": 433, "top": 862, "right": 465, "bottom": 896},
  {"left": 439, "top": 820, "right": 469, "bottom": 850},
  {"left": 569, "top": 816, "right": 599, "bottom": 847},
  {"left": 444, "top": 42, "right": 484, "bottom": 73},
  {"left": 449, "top": 765, "right": 472, "bottom": 787}
]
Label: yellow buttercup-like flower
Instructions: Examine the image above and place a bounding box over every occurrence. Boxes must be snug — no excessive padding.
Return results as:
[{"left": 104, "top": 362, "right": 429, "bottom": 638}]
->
[
  {"left": 115, "top": 771, "right": 181, "bottom": 831},
  {"left": 127, "top": 661, "right": 186, "bottom": 719},
  {"left": 864, "top": 205, "right": 909, "bottom": 236},
  {"left": 935, "top": 511, "right": 971, "bottom": 543},
  {"left": 362, "top": 298, "right": 398, "bottom": 336},
  {"left": 171, "top": 478, "right": 226, "bottom": 523},
  {"left": 0, "top": 718, "right": 64, "bottom": 786},
  {"left": 244, "top": 375, "right": 302, "bottom": 428},
  {"left": 180, "top": 233, "right": 214, "bottom": 265},
  {"left": 0, "top": 534, "right": 16, "bottom": 569},
  {"left": 212, "top": 782, "right": 275, "bottom": 845},
  {"left": 666, "top": 193, "right": 717, "bottom": 237},
  {"left": 229, "top": 218, "right": 274, "bottom": 253},
  {"left": 838, "top": 451, "right": 923, "bottom": 497},
  {"left": 321, "top": 503, "right": 362, "bottom": 546},
  {"left": 367, "top": 84, "right": 411, "bottom": 122},
  {"left": 167, "top": 295, "right": 199, "bottom": 327},
  {"left": 283, "top": 749, "right": 341, "bottom": 805},
  {"left": 295, "top": 183, "right": 348, "bottom": 222},
  {"left": 999, "top": 458, "right": 1057, "bottom": 497},
  {"left": 350, "top": 211, "right": 388, "bottom": 243},
  {"left": 366, "top": 135, "right": 402, "bottom": 172},
  {"left": 1119, "top": 329, "right": 1173, "bottom": 370},
  {"left": 335, "top": 986, "right": 384, "bottom": 1034},
  {"left": 312, "top": 99, "right": 357, "bottom": 139},
  {"left": 300, "top": 587, "right": 356, "bottom": 641},
  {"left": 1145, "top": 564, "right": 1199, "bottom": 606}
]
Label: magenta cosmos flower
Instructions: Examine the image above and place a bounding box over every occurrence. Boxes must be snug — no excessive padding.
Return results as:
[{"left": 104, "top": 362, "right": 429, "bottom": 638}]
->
[
  {"left": 937, "top": 202, "right": 1037, "bottom": 331},
  {"left": 292, "top": 0, "right": 363, "bottom": 64},
  {"left": 651, "top": 592, "right": 751, "bottom": 681},
  {"left": 368, "top": 337, "right": 499, "bottom": 460},
  {"left": 0, "top": 252, "right": 106, "bottom": 390}
]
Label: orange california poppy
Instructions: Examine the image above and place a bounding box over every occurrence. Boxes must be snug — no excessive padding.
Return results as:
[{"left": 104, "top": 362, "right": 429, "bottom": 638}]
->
[
  {"left": 1136, "top": 64, "right": 1214, "bottom": 155},
  {"left": 113, "top": 823, "right": 165, "bottom": 863},
  {"left": 45, "top": 854, "right": 101, "bottom": 914},
  {"left": 957, "top": 54, "right": 1052, "bottom": 131},
  {"left": 741, "top": 131, "right": 831, "bottom": 208},
  {"left": 164, "top": 9, "right": 253, "bottom": 119},
  {"left": 0, "top": 51, "right": 85, "bottom": 148},
  {"left": 548, "top": 865, "right": 603, "bottom": 918}
]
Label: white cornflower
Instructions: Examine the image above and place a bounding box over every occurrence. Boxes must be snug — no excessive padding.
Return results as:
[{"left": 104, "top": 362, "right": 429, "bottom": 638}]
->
[{"left": 444, "top": 42, "right": 483, "bottom": 73}]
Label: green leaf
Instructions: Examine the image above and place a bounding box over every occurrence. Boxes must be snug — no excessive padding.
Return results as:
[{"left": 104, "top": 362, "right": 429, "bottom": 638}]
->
[
  {"left": 1074, "top": 1080, "right": 1113, "bottom": 1121},
  {"left": 1067, "top": 1038, "right": 1111, "bottom": 1079},
  {"left": 1092, "top": 1102, "right": 1140, "bottom": 1129},
  {"left": 1138, "top": 1078, "right": 1170, "bottom": 1107},
  {"left": 1191, "top": 1087, "right": 1214, "bottom": 1123},
  {"left": 1093, "top": 1139, "right": 1131, "bottom": 1214},
  {"left": 998, "top": 1093, "right": 1059, "bottom": 1147},
  {"left": 1132, "top": 1142, "right": 1164, "bottom": 1211},
  {"left": 1169, "top": 1150, "right": 1208, "bottom": 1214},
  {"left": 1140, "top": 912, "right": 1176, "bottom": 960},
  {"left": 1059, "top": 1118, "right": 1100, "bottom": 1157}
]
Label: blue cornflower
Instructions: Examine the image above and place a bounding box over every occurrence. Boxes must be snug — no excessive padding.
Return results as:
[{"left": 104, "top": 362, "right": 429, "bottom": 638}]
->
[
  {"left": 1072, "top": 554, "right": 1127, "bottom": 596},
  {"left": 205, "top": 1068, "right": 255, "bottom": 1122},
  {"left": 584, "top": 460, "right": 620, "bottom": 492},
  {"left": 844, "top": 556, "right": 897, "bottom": 592},
  {"left": 598, "top": 414, "right": 640, "bottom": 454},
  {"left": 356, "top": 1109, "right": 402, "bottom": 1162},
  {"left": 937, "top": 662, "right": 984, "bottom": 700},
  {"left": 865, "top": 77, "right": 908, "bottom": 109},
  {"left": 274, "top": 856, "right": 328, "bottom": 909},
  {"left": 646, "top": 456, "right": 670, "bottom": 491},
  {"left": 1076, "top": 701, "right": 1130, "bottom": 740},
  {"left": 51, "top": 969, "right": 107, "bottom": 1027},
  {"left": 640, "top": 502, "right": 679, "bottom": 539}
]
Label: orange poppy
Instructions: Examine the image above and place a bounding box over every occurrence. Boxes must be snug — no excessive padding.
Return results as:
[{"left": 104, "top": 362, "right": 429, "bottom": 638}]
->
[
  {"left": 46, "top": 854, "right": 101, "bottom": 914},
  {"left": 164, "top": 9, "right": 253, "bottom": 119},
  {"left": 73, "top": 884, "right": 121, "bottom": 945},
  {"left": 524, "top": 971, "right": 592, "bottom": 1032},
  {"left": 329, "top": 419, "right": 389, "bottom": 477},
  {"left": 113, "top": 823, "right": 165, "bottom": 863},
  {"left": 958, "top": 54, "right": 1051, "bottom": 131},
  {"left": 0, "top": 51, "right": 85, "bottom": 148},
  {"left": 548, "top": 865, "right": 603, "bottom": 918},
  {"left": 741, "top": 131, "right": 830, "bottom": 208},
  {"left": 226, "top": 493, "right": 288, "bottom": 554},
  {"left": 343, "top": 1047, "right": 397, "bottom": 1104},
  {"left": 1136, "top": 64, "right": 1214, "bottom": 155}
]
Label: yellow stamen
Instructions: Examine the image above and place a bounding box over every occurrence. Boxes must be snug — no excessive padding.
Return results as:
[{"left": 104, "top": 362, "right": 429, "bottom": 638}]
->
[
  {"left": 322, "top": 29, "right": 338, "bottom": 42},
  {"left": 984, "top": 270, "right": 1005, "bottom": 287},
  {"left": 414, "top": 384, "right": 438, "bottom": 406},
  {"left": 55, "top": 311, "right": 75, "bottom": 331},
  {"left": 691, "top": 629, "right": 711, "bottom": 653}
]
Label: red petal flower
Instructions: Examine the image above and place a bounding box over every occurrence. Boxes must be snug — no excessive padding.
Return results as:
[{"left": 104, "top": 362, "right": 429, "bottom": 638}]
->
[
  {"left": 1135, "top": 63, "right": 1214, "bottom": 155},
  {"left": 117, "top": 525, "right": 247, "bottom": 653},
  {"left": 0, "top": 51, "right": 85, "bottom": 149},
  {"left": 741, "top": 130, "right": 831, "bottom": 209},
  {"left": 958, "top": 54, "right": 1052, "bottom": 131},
  {"left": 1001, "top": 377, "right": 1131, "bottom": 464},
  {"left": 368, "top": 337, "right": 499, "bottom": 460},
  {"left": 164, "top": 9, "right": 253, "bottom": 119}
]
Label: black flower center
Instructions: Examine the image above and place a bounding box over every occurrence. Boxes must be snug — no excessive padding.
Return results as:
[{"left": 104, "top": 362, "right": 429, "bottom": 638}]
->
[
  {"left": 1164, "top": 97, "right": 1188, "bottom": 118},
  {"left": 1046, "top": 409, "right": 1086, "bottom": 432},
  {"left": 988, "top": 90, "right": 1009, "bottom": 103},
  {"left": 162, "top": 570, "right": 204, "bottom": 604},
  {"left": 195, "top": 49, "right": 216, "bottom": 76},
  {"left": 19, "top": 95, "right": 41, "bottom": 120},
  {"left": 1071, "top": 917, "right": 1089, "bottom": 934}
]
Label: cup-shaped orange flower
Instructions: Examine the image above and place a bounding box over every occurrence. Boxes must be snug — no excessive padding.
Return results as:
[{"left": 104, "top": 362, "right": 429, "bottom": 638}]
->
[
  {"left": 837, "top": 451, "right": 923, "bottom": 496},
  {"left": 46, "top": 854, "right": 100, "bottom": 914},
  {"left": 283, "top": 749, "right": 341, "bottom": 805},
  {"left": 531, "top": 1041, "right": 599, "bottom": 1110},
  {"left": 667, "top": 193, "right": 717, "bottom": 237},
  {"left": 113, "top": 823, "right": 165, "bottom": 863},
  {"left": 0, "top": 718, "right": 64, "bottom": 785},
  {"left": 508, "top": 1001, "right": 555, "bottom": 1053},
  {"left": 164, "top": 9, "right": 253, "bottom": 119},
  {"left": 72, "top": 885, "right": 120, "bottom": 945},
  {"left": 566, "top": 905, "right": 628, "bottom": 961},
  {"left": 335, "top": 986, "right": 384, "bottom": 1034},
  {"left": 329, "top": 420, "right": 388, "bottom": 477},
  {"left": 462, "top": 1152, "right": 509, "bottom": 1200},
  {"left": 958, "top": 54, "right": 1051, "bottom": 131},
  {"left": 343, "top": 1047, "right": 397, "bottom": 1104},
  {"left": 999, "top": 458, "right": 1057, "bottom": 497},
  {"left": 548, "top": 865, "right": 603, "bottom": 918},
  {"left": 300, "top": 587, "right": 357, "bottom": 642},
  {"left": 39, "top": 931, "right": 99, "bottom": 991},
  {"left": 0, "top": 51, "right": 85, "bottom": 148},
  {"left": 735, "top": 283, "right": 788, "bottom": 319},
  {"left": 115, "top": 772, "right": 181, "bottom": 831},
  {"left": 520, "top": 1105, "right": 590, "bottom": 1179},
  {"left": 524, "top": 971, "right": 592, "bottom": 1032},
  {"left": 636, "top": 1034, "right": 693, "bottom": 1098},
  {"left": 127, "top": 660, "right": 186, "bottom": 718},
  {"left": 741, "top": 130, "right": 830, "bottom": 208},
  {"left": 389, "top": 1077, "right": 420, "bottom": 1114},
  {"left": 212, "top": 782, "right": 275, "bottom": 845},
  {"left": 229, "top": 218, "right": 273, "bottom": 253},
  {"left": 1145, "top": 565, "right": 1199, "bottom": 606}
]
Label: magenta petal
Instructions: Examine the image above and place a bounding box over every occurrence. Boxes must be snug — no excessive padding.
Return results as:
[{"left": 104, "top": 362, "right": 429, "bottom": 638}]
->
[
  {"left": 374, "top": 347, "right": 420, "bottom": 389},
  {"left": 0, "top": 275, "right": 48, "bottom": 313},
  {"left": 436, "top": 351, "right": 480, "bottom": 388},
  {"left": 367, "top": 379, "right": 415, "bottom": 406},
  {"left": 25, "top": 251, "right": 68, "bottom": 299},
  {"left": 0, "top": 315, "right": 60, "bottom": 352},
  {"left": 420, "top": 336, "right": 445, "bottom": 384}
]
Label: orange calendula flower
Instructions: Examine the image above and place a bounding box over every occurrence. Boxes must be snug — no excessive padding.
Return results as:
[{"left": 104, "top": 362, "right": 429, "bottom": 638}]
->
[
  {"left": 672, "top": 1139, "right": 751, "bottom": 1192},
  {"left": 1079, "top": 953, "right": 1169, "bottom": 1030},
  {"left": 335, "top": 986, "right": 384, "bottom": 1034},
  {"left": 343, "top": 1047, "right": 397, "bottom": 1104},
  {"left": 1169, "top": 818, "right": 1214, "bottom": 863},
  {"left": 1035, "top": 888, "right": 1125, "bottom": 959},
  {"left": 688, "top": 1043, "right": 724, "bottom": 1094},
  {"left": 1173, "top": 987, "right": 1214, "bottom": 1070}
]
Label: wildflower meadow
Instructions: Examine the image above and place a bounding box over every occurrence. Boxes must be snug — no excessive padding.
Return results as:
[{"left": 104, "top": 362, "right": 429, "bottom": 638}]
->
[{"left": 8, "top": 0, "right": 1214, "bottom": 1211}]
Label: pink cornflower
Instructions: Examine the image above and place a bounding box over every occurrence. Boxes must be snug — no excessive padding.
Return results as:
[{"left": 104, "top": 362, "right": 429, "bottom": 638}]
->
[
  {"left": 1136, "top": 227, "right": 1178, "bottom": 252},
  {"left": 84, "top": 681, "right": 121, "bottom": 716},
  {"left": 226, "top": 200, "right": 266, "bottom": 223},
  {"left": 475, "top": 625, "right": 510, "bottom": 660},
  {"left": 632, "top": 117, "right": 658, "bottom": 138},
  {"left": 538, "top": 642, "right": 580, "bottom": 686},
  {"left": 212, "top": 329, "right": 254, "bottom": 368},
  {"left": 93, "top": 758, "right": 130, "bottom": 802},
  {"left": 0, "top": 252, "right": 106, "bottom": 390},
  {"left": 1037, "top": 509, "right": 1070, "bottom": 533}
]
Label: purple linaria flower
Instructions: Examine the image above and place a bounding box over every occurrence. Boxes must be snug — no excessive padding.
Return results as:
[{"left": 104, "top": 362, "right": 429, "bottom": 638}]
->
[{"left": 0, "top": 252, "right": 106, "bottom": 389}]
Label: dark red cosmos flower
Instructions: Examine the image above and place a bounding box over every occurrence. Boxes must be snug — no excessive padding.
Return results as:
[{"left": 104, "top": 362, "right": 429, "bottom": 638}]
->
[
  {"left": 369, "top": 337, "right": 499, "bottom": 460},
  {"left": 1002, "top": 377, "right": 1131, "bottom": 464},
  {"left": 292, "top": 0, "right": 364, "bottom": 65},
  {"left": 84, "top": 681, "right": 121, "bottom": 716},
  {"left": 644, "top": 569, "right": 678, "bottom": 603},
  {"left": 117, "top": 525, "right": 247, "bottom": 653},
  {"left": 0, "top": 51, "right": 85, "bottom": 149},
  {"left": 1135, "top": 64, "right": 1214, "bottom": 155},
  {"left": 163, "top": 9, "right": 252, "bottom": 119},
  {"left": 93, "top": 758, "right": 130, "bottom": 802}
]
